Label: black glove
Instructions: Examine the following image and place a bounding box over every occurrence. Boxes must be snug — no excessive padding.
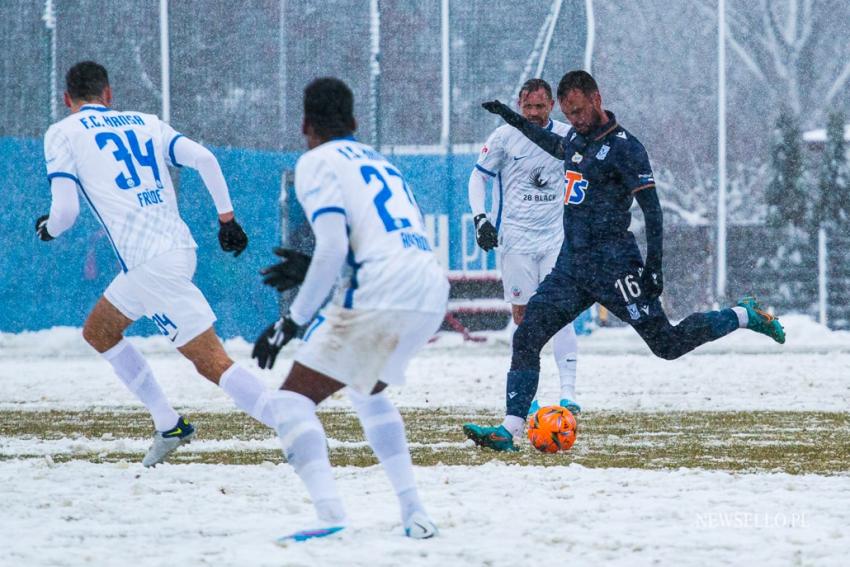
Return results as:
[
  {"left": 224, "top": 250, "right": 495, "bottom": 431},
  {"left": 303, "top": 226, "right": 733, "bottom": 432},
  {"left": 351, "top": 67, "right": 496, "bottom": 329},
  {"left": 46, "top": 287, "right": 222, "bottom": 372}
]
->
[
  {"left": 473, "top": 213, "right": 498, "bottom": 251},
  {"left": 260, "top": 248, "right": 312, "bottom": 292},
  {"left": 640, "top": 263, "right": 664, "bottom": 301},
  {"left": 35, "top": 214, "right": 54, "bottom": 241},
  {"left": 481, "top": 100, "right": 525, "bottom": 129},
  {"left": 218, "top": 218, "right": 248, "bottom": 257},
  {"left": 252, "top": 316, "right": 301, "bottom": 369}
]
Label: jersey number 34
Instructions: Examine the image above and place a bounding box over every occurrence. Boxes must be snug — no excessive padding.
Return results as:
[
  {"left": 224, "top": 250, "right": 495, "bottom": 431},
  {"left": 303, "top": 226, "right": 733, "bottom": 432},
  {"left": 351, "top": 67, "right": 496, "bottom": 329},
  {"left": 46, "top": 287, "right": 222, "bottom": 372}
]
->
[{"left": 95, "top": 130, "right": 163, "bottom": 191}]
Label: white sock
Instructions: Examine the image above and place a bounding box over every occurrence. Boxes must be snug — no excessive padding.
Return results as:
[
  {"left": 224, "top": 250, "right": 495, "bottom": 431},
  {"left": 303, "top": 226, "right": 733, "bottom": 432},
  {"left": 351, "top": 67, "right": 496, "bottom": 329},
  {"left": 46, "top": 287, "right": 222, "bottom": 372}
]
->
[
  {"left": 102, "top": 339, "right": 179, "bottom": 432},
  {"left": 732, "top": 306, "right": 749, "bottom": 328},
  {"left": 219, "top": 364, "right": 275, "bottom": 428},
  {"left": 269, "top": 391, "right": 346, "bottom": 526},
  {"left": 349, "top": 390, "right": 424, "bottom": 522},
  {"left": 501, "top": 415, "right": 526, "bottom": 438},
  {"left": 553, "top": 323, "right": 578, "bottom": 402}
]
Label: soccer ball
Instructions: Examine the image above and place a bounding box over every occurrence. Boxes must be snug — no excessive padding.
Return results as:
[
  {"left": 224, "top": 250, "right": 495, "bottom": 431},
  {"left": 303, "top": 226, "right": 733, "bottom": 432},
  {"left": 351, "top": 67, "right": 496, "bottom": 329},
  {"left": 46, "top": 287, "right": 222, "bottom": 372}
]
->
[{"left": 527, "top": 405, "right": 577, "bottom": 453}]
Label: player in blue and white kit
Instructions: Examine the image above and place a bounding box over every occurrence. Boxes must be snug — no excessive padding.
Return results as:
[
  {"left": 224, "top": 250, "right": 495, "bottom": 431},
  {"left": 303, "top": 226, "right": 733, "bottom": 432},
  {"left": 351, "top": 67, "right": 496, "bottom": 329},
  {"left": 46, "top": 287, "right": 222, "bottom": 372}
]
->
[
  {"left": 36, "top": 61, "right": 282, "bottom": 466},
  {"left": 251, "top": 78, "right": 449, "bottom": 543},
  {"left": 469, "top": 78, "right": 580, "bottom": 415}
]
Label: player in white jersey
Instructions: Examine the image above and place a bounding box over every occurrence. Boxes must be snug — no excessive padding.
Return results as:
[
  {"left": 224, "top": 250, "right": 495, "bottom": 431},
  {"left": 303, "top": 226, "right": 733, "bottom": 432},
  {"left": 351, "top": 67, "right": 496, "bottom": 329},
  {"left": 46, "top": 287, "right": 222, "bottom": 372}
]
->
[
  {"left": 250, "top": 78, "right": 448, "bottom": 543},
  {"left": 468, "top": 78, "right": 581, "bottom": 415},
  {"left": 36, "top": 61, "right": 284, "bottom": 466}
]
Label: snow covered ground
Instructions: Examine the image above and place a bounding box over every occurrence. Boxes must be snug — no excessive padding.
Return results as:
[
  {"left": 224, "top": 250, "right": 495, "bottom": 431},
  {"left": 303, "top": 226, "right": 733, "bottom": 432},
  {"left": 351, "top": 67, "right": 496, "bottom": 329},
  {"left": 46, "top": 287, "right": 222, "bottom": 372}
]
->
[
  {"left": 1, "top": 461, "right": 846, "bottom": 567},
  {"left": 1, "top": 314, "right": 848, "bottom": 413},
  {"left": 1, "top": 315, "right": 848, "bottom": 566}
]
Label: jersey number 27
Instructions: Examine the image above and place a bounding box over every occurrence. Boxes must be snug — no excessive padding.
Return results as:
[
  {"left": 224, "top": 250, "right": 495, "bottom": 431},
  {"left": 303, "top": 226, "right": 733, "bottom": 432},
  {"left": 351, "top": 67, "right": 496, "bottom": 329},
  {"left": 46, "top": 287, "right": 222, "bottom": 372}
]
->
[{"left": 360, "top": 164, "right": 420, "bottom": 232}]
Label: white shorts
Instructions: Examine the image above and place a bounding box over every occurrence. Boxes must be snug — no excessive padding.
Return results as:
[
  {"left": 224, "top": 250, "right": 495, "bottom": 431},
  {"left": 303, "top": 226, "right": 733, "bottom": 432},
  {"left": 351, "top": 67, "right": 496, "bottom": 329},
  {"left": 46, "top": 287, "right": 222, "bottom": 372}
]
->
[
  {"left": 103, "top": 248, "right": 216, "bottom": 348},
  {"left": 500, "top": 249, "right": 560, "bottom": 305},
  {"left": 294, "top": 304, "right": 444, "bottom": 395}
]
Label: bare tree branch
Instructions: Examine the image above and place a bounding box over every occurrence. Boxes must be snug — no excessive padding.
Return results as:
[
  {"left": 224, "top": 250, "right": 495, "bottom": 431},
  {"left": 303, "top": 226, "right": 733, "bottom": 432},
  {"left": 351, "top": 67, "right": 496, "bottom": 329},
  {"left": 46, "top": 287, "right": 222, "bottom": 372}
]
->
[
  {"left": 796, "top": 0, "right": 814, "bottom": 50},
  {"left": 727, "top": 32, "right": 769, "bottom": 83},
  {"left": 824, "top": 57, "right": 850, "bottom": 107},
  {"left": 762, "top": 0, "right": 789, "bottom": 81},
  {"left": 691, "top": 0, "right": 768, "bottom": 83}
]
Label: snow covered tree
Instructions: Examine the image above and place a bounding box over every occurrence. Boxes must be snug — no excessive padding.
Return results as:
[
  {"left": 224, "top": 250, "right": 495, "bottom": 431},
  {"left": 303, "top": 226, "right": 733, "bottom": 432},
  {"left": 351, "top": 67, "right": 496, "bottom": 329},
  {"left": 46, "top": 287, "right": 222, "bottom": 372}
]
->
[
  {"left": 814, "top": 112, "right": 849, "bottom": 228},
  {"left": 766, "top": 109, "right": 807, "bottom": 227}
]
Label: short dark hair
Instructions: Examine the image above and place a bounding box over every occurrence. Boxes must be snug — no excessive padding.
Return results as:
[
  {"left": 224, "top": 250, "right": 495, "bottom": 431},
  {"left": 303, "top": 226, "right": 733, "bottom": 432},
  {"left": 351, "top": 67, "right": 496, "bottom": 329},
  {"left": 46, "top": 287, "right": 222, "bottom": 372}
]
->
[
  {"left": 518, "top": 78, "right": 552, "bottom": 100},
  {"left": 65, "top": 61, "right": 109, "bottom": 101},
  {"left": 303, "top": 77, "right": 356, "bottom": 139},
  {"left": 557, "top": 70, "right": 599, "bottom": 99}
]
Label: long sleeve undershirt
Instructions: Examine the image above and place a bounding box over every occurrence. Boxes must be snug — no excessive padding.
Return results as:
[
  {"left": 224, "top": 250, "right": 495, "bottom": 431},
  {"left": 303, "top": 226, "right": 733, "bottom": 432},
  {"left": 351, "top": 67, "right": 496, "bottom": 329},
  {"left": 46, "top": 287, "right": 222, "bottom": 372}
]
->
[
  {"left": 634, "top": 187, "right": 664, "bottom": 270},
  {"left": 467, "top": 169, "right": 489, "bottom": 218},
  {"left": 171, "top": 136, "right": 234, "bottom": 215},
  {"left": 288, "top": 213, "right": 349, "bottom": 326},
  {"left": 45, "top": 177, "right": 80, "bottom": 237}
]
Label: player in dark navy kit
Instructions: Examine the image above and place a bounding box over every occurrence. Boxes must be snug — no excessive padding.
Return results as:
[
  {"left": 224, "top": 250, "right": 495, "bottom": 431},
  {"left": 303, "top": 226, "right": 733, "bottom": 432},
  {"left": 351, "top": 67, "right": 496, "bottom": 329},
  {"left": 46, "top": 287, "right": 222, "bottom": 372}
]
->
[{"left": 463, "top": 71, "right": 785, "bottom": 451}]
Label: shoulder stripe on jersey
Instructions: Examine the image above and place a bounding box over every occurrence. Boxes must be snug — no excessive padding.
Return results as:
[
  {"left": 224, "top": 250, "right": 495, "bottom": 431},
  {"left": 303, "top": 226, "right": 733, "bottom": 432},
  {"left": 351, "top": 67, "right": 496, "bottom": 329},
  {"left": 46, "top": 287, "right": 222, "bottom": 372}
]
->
[
  {"left": 47, "top": 172, "right": 81, "bottom": 185},
  {"left": 631, "top": 183, "right": 656, "bottom": 194},
  {"left": 475, "top": 163, "right": 496, "bottom": 177},
  {"left": 593, "top": 121, "right": 619, "bottom": 141},
  {"left": 52, "top": 173, "right": 129, "bottom": 272},
  {"left": 168, "top": 135, "right": 185, "bottom": 168},
  {"left": 495, "top": 172, "right": 504, "bottom": 232},
  {"left": 311, "top": 206, "right": 346, "bottom": 223}
]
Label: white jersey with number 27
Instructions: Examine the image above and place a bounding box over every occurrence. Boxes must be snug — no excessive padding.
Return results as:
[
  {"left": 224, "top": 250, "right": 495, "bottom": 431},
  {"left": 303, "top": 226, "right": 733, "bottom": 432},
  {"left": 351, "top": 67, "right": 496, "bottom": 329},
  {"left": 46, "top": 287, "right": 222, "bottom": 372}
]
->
[
  {"left": 294, "top": 138, "right": 448, "bottom": 315},
  {"left": 44, "top": 104, "right": 195, "bottom": 272}
]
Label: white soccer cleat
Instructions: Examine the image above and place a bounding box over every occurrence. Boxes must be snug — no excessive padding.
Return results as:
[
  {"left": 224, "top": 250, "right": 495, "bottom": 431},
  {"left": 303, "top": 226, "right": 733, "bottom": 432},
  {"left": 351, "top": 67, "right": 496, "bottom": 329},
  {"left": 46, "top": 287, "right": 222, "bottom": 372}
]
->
[
  {"left": 404, "top": 511, "right": 439, "bottom": 539},
  {"left": 142, "top": 416, "right": 196, "bottom": 468}
]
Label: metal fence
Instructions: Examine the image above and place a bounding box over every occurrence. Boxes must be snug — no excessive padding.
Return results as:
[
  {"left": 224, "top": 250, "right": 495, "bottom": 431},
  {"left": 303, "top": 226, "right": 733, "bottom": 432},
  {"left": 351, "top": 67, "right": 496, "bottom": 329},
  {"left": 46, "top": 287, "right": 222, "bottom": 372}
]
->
[
  {"left": 2, "top": 0, "right": 588, "bottom": 149},
  {"left": 1, "top": 1, "right": 845, "bottom": 333}
]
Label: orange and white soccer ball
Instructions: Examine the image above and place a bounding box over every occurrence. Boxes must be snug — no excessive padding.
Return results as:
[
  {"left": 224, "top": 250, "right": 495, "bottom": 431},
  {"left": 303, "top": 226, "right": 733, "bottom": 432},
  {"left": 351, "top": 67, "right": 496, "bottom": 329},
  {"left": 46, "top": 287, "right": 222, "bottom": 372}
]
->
[{"left": 527, "top": 405, "right": 577, "bottom": 453}]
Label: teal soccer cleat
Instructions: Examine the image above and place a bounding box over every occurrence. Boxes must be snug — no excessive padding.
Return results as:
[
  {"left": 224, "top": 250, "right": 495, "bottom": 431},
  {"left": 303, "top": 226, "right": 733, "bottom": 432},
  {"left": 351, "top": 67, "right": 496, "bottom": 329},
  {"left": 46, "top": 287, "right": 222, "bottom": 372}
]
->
[
  {"left": 737, "top": 296, "right": 785, "bottom": 344},
  {"left": 275, "top": 526, "right": 345, "bottom": 544},
  {"left": 527, "top": 400, "right": 541, "bottom": 417},
  {"left": 142, "top": 416, "right": 196, "bottom": 468},
  {"left": 559, "top": 399, "right": 582, "bottom": 415},
  {"left": 462, "top": 423, "right": 518, "bottom": 452}
]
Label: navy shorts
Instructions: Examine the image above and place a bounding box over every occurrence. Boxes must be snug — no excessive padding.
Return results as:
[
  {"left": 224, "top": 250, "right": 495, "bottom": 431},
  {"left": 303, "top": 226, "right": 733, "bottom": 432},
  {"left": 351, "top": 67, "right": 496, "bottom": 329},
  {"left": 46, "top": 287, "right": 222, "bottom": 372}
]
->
[{"left": 529, "top": 237, "right": 665, "bottom": 327}]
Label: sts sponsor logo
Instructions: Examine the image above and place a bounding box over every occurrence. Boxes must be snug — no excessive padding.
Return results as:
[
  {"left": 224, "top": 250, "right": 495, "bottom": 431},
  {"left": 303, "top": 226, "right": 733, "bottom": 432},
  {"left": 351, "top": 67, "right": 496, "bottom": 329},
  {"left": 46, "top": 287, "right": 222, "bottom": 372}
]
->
[{"left": 564, "top": 170, "right": 588, "bottom": 205}]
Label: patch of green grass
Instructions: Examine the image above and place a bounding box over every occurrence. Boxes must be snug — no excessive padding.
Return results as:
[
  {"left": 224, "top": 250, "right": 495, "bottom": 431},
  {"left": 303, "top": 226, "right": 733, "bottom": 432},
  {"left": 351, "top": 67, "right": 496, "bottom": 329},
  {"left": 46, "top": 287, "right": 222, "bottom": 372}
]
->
[{"left": 1, "top": 409, "right": 848, "bottom": 475}]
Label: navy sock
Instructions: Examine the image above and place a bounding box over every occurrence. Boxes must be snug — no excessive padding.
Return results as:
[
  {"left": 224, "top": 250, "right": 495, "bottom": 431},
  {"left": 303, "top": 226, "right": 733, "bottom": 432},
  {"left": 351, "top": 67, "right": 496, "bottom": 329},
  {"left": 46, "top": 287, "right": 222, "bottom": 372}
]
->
[
  {"left": 506, "top": 370, "right": 539, "bottom": 418},
  {"left": 714, "top": 308, "right": 740, "bottom": 337}
]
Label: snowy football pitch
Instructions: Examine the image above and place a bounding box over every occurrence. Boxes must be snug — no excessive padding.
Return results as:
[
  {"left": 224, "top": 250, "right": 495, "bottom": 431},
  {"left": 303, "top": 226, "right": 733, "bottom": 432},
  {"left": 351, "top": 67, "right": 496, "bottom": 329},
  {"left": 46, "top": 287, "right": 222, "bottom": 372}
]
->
[{"left": 1, "top": 316, "right": 848, "bottom": 566}]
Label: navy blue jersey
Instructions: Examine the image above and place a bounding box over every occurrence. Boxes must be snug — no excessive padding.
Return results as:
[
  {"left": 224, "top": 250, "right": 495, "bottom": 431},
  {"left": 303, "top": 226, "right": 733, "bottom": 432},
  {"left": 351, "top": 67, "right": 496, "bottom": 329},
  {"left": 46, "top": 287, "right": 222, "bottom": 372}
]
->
[{"left": 559, "top": 111, "right": 656, "bottom": 253}]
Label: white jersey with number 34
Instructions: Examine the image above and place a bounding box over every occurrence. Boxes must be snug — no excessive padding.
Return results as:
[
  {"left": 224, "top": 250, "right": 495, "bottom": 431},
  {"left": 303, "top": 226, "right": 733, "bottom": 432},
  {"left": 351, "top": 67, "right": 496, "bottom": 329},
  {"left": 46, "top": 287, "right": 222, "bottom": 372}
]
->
[
  {"left": 44, "top": 104, "right": 195, "bottom": 272},
  {"left": 294, "top": 138, "right": 448, "bottom": 314}
]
